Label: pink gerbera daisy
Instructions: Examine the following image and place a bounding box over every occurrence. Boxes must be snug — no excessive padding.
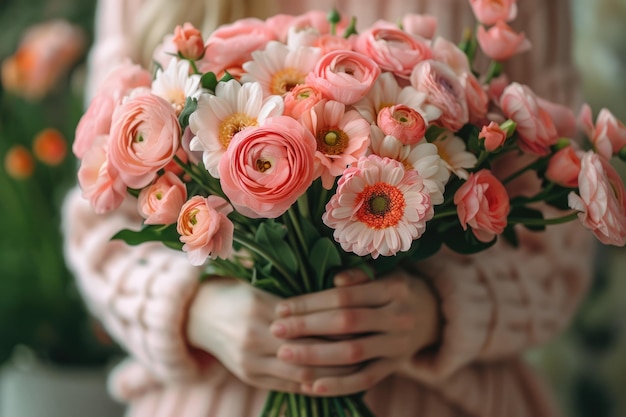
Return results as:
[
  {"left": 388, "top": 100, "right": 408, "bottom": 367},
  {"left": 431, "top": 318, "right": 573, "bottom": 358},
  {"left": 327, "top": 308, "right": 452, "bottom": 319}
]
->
[
  {"left": 323, "top": 155, "right": 433, "bottom": 258},
  {"left": 299, "top": 100, "right": 370, "bottom": 189}
]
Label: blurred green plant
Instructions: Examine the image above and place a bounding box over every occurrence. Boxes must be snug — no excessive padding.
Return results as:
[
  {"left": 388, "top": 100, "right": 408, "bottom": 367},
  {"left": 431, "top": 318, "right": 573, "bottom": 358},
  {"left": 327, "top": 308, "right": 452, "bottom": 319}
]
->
[{"left": 0, "top": 0, "right": 119, "bottom": 367}]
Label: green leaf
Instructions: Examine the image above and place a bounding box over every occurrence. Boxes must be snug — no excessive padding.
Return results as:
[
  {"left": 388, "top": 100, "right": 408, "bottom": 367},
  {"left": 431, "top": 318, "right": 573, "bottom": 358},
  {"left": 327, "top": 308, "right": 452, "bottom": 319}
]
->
[
  {"left": 299, "top": 217, "right": 321, "bottom": 250},
  {"left": 502, "top": 224, "right": 519, "bottom": 248},
  {"left": 544, "top": 185, "right": 573, "bottom": 211},
  {"left": 200, "top": 71, "right": 218, "bottom": 91},
  {"left": 220, "top": 71, "right": 234, "bottom": 83},
  {"left": 310, "top": 238, "right": 342, "bottom": 290},
  {"left": 509, "top": 206, "right": 546, "bottom": 231},
  {"left": 255, "top": 221, "right": 299, "bottom": 275},
  {"left": 178, "top": 97, "right": 198, "bottom": 129},
  {"left": 112, "top": 224, "right": 182, "bottom": 250},
  {"left": 440, "top": 221, "right": 497, "bottom": 254},
  {"left": 425, "top": 125, "right": 447, "bottom": 143}
]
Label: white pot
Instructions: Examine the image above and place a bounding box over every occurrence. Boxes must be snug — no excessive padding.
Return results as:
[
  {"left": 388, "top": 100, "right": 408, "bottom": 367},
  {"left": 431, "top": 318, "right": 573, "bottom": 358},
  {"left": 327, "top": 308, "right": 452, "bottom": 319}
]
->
[{"left": 0, "top": 363, "right": 124, "bottom": 417}]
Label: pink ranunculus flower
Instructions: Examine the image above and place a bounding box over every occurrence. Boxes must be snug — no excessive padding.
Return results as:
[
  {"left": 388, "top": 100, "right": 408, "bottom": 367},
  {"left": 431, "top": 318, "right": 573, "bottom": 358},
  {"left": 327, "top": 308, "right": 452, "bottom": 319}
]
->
[
  {"left": 479, "top": 121, "right": 507, "bottom": 152},
  {"left": 269, "top": 10, "right": 349, "bottom": 42},
  {"left": 500, "top": 83, "right": 558, "bottom": 155},
  {"left": 283, "top": 84, "right": 324, "bottom": 119},
  {"left": 323, "top": 155, "right": 433, "bottom": 258},
  {"left": 200, "top": 18, "right": 276, "bottom": 76},
  {"left": 454, "top": 169, "right": 510, "bottom": 243},
  {"left": 410, "top": 60, "right": 469, "bottom": 132},
  {"left": 579, "top": 104, "right": 626, "bottom": 159},
  {"left": 313, "top": 34, "right": 355, "bottom": 55},
  {"left": 177, "top": 195, "right": 234, "bottom": 265},
  {"left": 431, "top": 37, "right": 471, "bottom": 75},
  {"left": 77, "top": 135, "right": 126, "bottom": 215},
  {"left": 545, "top": 146, "right": 582, "bottom": 188},
  {"left": 73, "top": 93, "right": 116, "bottom": 158},
  {"left": 377, "top": 104, "right": 427, "bottom": 145},
  {"left": 477, "top": 21, "right": 531, "bottom": 62},
  {"left": 98, "top": 60, "right": 153, "bottom": 102},
  {"left": 469, "top": 0, "right": 518, "bottom": 26},
  {"left": 463, "top": 72, "right": 489, "bottom": 124},
  {"left": 300, "top": 100, "right": 370, "bottom": 189},
  {"left": 138, "top": 171, "right": 188, "bottom": 225},
  {"left": 305, "top": 50, "right": 381, "bottom": 105},
  {"left": 537, "top": 97, "right": 577, "bottom": 139},
  {"left": 108, "top": 93, "right": 181, "bottom": 189},
  {"left": 401, "top": 14, "right": 437, "bottom": 39},
  {"left": 218, "top": 116, "right": 316, "bottom": 219},
  {"left": 355, "top": 24, "right": 432, "bottom": 79},
  {"left": 172, "top": 23, "right": 205, "bottom": 60},
  {"left": 569, "top": 152, "right": 626, "bottom": 246}
]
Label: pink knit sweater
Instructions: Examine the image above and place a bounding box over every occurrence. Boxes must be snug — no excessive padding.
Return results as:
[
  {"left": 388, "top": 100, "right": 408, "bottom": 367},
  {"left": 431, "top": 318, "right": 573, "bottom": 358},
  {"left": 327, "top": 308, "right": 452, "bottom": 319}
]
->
[{"left": 64, "top": 0, "right": 593, "bottom": 416}]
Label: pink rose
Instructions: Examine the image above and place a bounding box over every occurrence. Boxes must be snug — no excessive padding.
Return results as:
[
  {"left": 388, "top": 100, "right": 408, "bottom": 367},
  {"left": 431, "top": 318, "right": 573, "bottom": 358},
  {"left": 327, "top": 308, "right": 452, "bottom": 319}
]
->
[
  {"left": 77, "top": 135, "right": 126, "bottom": 214},
  {"left": 172, "top": 23, "right": 205, "bottom": 60},
  {"left": 201, "top": 18, "right": 276, "bottom": 76},
  {"left": 469, "top": 0, "right": 518, "bottom": 26},
  {"left": 73, "top": 93, "right": 115, "bottom": 158},
  {"left": 355, "top": 24, "right": 432, "bottom": 78},
  {"left": 377, "top": 104, "right": 427, "bottom": 145},
  {"left": 463, "top": 72, "right": 489, "bottom": 124},
  {"left": 138, "top": 171, "right": 188, "bottom": 225},
  {"left": 479, "top": 121, "right": 507, "bottom": 152},
  {"left": 569, "top": 152, "right": 626, "bottom": 246},
  {"left": 283, "top": 84, "right": 324, "bottom": 119},
  {"left": 500, "top": 83, "right": 558, "bottom": 155},
  {"left": 579, "top": 104, "right": 626, "bottom": 159},
  {"left": 545, "top": 146, "right": 581, "bottom": 188},
  {"left": 108, "top": 93, "right": 181, "bottom": 189},
  {"left": 401, "top": 14, "right": 437, "bottom": 39},
  {"left": 477, "top": 21, "right": 531, "bottom": 62},
  {"left": 218, "top": 116, "right": 316, "bottom": 218},
  {"left": 454, "top": 169, "right": 510, "bottom": 242},
  {"left": 306, "top": 50, "right": 381, "bottom": 105},
  {"left": 410, "top": 60, "right": 469, "bottom": 131},
  {"left": 177, "top": 195, "right": 234, "bottom": 265}
]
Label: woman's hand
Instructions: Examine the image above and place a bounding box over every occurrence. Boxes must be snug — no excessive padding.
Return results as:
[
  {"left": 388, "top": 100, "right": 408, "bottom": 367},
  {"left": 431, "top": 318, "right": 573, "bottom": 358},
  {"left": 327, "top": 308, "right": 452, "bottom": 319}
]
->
[
  {"left": 270, "top": 268, "right": 441, "bottom": 396},
  {"left": 186, "top": 278, "right": 357, "bottom": 393}
]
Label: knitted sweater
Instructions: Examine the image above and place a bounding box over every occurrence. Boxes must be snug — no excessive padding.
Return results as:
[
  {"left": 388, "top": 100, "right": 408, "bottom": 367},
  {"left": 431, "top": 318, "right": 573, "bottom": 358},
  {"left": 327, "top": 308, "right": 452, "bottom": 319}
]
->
[{"left": 64, "top": 0, "right": 593, "bottom": 415}]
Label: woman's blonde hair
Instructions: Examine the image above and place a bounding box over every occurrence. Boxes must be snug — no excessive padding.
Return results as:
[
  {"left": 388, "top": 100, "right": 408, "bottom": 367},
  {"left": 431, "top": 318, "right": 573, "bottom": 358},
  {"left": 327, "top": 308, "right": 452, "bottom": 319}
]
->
[{"left": 131, "top": 0, "right": 278, "bottom": 68}]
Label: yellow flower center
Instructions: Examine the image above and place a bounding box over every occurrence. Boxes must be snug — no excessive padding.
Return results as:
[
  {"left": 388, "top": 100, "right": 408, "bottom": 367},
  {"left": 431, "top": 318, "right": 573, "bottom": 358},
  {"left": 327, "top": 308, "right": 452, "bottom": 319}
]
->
[
  {"left": 355, "top": 182, "right": 406, "bottom": 229},
  {"left": 270, "top": 68, "right": 306, "bottom": 95},
  {"left": 219, "top": 113, "right": 258, "bottom": 149},
  {"left": 317, "top": 128, "right": 349, "bottom": 155},
  {"left": 256, "top": 159, "right": 272, "bottom": 172}
]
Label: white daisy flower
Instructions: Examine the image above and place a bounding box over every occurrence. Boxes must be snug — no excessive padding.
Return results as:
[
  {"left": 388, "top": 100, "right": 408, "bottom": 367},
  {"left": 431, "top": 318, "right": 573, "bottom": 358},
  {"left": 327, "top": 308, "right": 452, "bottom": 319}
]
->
[
  {"left": 152, "top": 58, "right": 202, "bottom": 114},
  {"left": 432, "top": 130, "right": 478, "bottom": 179}
]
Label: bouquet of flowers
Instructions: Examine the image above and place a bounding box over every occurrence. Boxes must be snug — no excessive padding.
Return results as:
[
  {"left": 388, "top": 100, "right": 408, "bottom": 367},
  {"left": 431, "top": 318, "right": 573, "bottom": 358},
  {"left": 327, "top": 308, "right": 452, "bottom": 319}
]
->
[{"left": 73, "top": 1, "right": 626, "bottom": 416}]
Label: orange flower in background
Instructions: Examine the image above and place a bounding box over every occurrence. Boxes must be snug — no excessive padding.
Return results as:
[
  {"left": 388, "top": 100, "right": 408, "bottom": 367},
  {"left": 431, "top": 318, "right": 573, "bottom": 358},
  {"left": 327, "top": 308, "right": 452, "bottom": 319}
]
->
[
  {"left": 33, "top": 128, "right": 67, "bottom": 166},
  {"left": 4, "top": 145, "right": 34, "bottom": 179},
  {"left": 1, "top": 20, "right": 86, "bottom": 101}
]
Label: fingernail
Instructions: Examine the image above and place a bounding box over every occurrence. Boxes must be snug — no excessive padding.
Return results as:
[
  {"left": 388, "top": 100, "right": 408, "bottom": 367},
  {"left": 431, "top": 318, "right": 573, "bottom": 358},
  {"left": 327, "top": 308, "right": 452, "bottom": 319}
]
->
[
  {"left": 315, "top": 384, "right": 328, "bottom": 394},
  {"left": 278, "top": 347, "right": 294, "bottom": 361},
  {"left": 334, "top": 271, "right": 352, "bottom": 286},
  {"left": 270, "top": 322, "right": 286, "bottom": 337},
  {"left": 301, "top": 383, "right": 312, "bottom": 393},
  {"left": 276, "top": 304, "right": 290, "bottom": 318}
]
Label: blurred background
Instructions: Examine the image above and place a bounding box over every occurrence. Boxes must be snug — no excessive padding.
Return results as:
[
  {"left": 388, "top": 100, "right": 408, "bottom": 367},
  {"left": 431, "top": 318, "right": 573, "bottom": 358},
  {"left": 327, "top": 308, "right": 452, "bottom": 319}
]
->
[{"left": 0, "top": 0, "right": 624, "bottom": 416}]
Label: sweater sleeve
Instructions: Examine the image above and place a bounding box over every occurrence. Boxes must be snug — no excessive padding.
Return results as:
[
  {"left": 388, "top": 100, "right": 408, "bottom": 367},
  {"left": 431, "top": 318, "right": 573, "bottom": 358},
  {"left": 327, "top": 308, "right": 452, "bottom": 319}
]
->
[
  {"left": 62, "top": 187, "right": 207, "bottom": 381},
  {"left": 398, "top": 207, "right": 594, "bottom": 384}
]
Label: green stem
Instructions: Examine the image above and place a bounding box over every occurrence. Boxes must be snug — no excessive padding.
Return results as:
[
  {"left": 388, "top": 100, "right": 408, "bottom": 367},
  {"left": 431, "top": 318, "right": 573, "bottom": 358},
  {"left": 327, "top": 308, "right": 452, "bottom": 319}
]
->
[
  {"left": 475, "top": 150, "right": 489, "bottom": 168},
  {"left": 233, "top": 231, "right": 301, "bottom": 294},
  {"left": 484, "top": 60, "right": 504, "bottom": 84},
  {"left": 502, "top": 157, "right": 544, "bottom": 185},
  {"left": 188, "top": 59, "right": 200, "bottom": 74},
  {"left": 289, "top": 394, "right": 299, "bottom": 417},
  {"left": 508, "top": 212, "right": 579, "bottom": 227},
  {"left": 173, "top": 155, "right": 215, "bottom": 195},
  {"left": 284, "top": 211, "right": 313, "bottom": 293},
  {"left": 342, "top": 397, "right": 362, "bottom": 417},
  {"left": 299, "top": 395, "right": 310, "bottom": 416},
  {"left": 297, "top": 194, "right": 311, "bottom": 220},
  {"left": 321, "top": 399, "right": 330, "bottom": 416},
  {"left": 311, "top": 398, "right": 320, "bottom": 417},
  {"left": 316, "top": 187, "right": 329, "bottom": 219},
  {"left": 288, "top": 207, "right": 309, "bottom": 256},
  {"left": 332, "top": 398, "right": 348, "bottom": 417},
  {"left": 432, "top": 210, "right": 458, "bottom": 221},
  {"left": 512, "top": 182, "right": 557, "bottom": 206}
]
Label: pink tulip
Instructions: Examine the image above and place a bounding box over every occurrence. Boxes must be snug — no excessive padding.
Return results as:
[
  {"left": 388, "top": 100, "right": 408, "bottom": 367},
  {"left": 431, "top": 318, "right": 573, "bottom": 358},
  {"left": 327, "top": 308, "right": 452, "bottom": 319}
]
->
[
  {"left": 500, "top": 83, "right": 558, "bottom": 155},
  {"left": 569, "top": 152, "right": 626, "bottom": 246},
  {"left": 177, "top": 195, "right": 234, "bottom": 265},
  {"left": 579, "top": 104, "right": 626, "bottom": 159},
  {"left": 306, "top": 50, "right": 381, "bottom": 105},
  {"left": 108, "top": 93, "right": 181, "bottom": 189},
  {"left": 454, "top": 169, "right": 510, "bottom": 242},
  {"left": 138, "top": 171, "right": 188, "bottom": 225},
  {"left": 172, "top": 23, "right": 205, "bottom": 60},
  {"left": 377, "top": 104, "right": 427, "bottom": 145},
  {"left": 355, "top": 24, "right": 432, "bottom": 79},
  {"left": 545, "top": 146, "right": 581, "bottom": 188},
  {"left": 218, "top": 116, "right": 316, "bottom": 219},
  {"left": 477, "top": 21, "right": 531, "bottom": 62},
  {"left": 77, "top": 135, "right": 126, "bottom": 215},
  {"left": 469, "top": 0, "right": 518, "bottom": 26},
  {"left": 479, "top": 121, "right": 507, "bottom": 152}
]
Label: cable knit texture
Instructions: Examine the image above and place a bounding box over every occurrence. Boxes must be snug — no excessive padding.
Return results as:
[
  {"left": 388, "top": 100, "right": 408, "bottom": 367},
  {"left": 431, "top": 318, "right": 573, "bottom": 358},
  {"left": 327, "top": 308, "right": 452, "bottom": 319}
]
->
[{"left": 64, "top": 0, "right": 594, "bottom": 415}]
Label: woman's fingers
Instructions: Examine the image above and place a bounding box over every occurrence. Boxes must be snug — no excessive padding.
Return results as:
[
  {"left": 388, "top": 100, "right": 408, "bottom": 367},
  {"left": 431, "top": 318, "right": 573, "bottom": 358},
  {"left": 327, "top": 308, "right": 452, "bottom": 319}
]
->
[
  {"left": 276, "top": 334, "right": 409, "bottom": 366},
  {"left": 257, "top": 358, "right": 359, "bottom": 385},
  {"left": 274, "top": 280, "right": 391, "bottom": 319},
  {"left": 306, "top": 358, "right": 398, "bottom": 397},
  {"left": 333, "top": 268, "right": 372, "bottom": 287}
]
